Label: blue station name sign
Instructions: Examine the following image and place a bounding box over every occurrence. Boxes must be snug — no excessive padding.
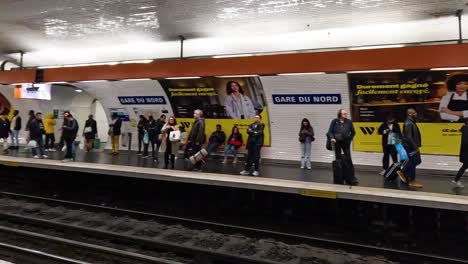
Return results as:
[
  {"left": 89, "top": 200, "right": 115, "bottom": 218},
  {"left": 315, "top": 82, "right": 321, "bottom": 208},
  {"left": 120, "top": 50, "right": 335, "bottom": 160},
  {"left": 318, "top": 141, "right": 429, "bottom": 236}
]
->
[
  {"left": 118, "top": 96, "right": 167, "bottom": 105},
  {"left": 272, "top": 94, "right": 342, "bottom": 104}
]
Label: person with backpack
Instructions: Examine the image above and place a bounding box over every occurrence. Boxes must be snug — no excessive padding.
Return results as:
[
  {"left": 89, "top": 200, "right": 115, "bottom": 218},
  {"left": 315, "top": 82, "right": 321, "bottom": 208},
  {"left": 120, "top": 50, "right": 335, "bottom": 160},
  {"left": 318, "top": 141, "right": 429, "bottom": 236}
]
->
[
  {"left": 299, "top": 118, "right": 314, "bottom": 170},
  {"left": 83, "top": 115, "right": 97, "bottom": 152},
  {"left": 109, "top": 113, "right": 122, "bottom": 155}
]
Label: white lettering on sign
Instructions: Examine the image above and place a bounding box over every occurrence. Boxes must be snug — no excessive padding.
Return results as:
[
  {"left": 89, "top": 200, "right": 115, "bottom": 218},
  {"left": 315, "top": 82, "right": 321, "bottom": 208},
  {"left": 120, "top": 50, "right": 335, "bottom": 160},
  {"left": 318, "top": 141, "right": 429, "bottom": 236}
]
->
[
  {"left": 136, "top": 98, "right": 146, "bottom": 103},
  {"left": 120, "top": 98, "right": 136, "bottom": 104},
  {"left": 313, "top": 96, "right": 339, "bottom": 103},
  {"left": 274, "top": 96, "right": 296, "bottom": 103},
  {"left": 145, "top": 97, "right": 164, "bottom": 103},
  {"left": 298, "top": 97, "right": 310, "bottom": 103}
]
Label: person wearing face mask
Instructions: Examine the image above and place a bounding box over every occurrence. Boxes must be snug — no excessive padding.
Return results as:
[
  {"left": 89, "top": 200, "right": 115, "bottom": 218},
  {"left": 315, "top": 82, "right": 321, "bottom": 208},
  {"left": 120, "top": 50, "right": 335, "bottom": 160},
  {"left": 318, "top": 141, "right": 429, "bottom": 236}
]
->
[
  {"left": 224, "top": 81, "right": 257, "bottom": 119},
  {"left": 439, "top": 74, "right": 468, "bottom": 122},
  {"left": 377, "top": 114, "right": 401, "bottom": 175}
]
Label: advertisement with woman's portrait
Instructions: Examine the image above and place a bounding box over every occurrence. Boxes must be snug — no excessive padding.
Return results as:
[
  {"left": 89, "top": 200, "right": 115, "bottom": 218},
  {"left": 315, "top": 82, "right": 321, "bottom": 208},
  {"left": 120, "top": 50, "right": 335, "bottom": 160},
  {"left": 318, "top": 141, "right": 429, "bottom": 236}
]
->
[{"left": 159, "top": 77, "right": 270, "bottom": 146}]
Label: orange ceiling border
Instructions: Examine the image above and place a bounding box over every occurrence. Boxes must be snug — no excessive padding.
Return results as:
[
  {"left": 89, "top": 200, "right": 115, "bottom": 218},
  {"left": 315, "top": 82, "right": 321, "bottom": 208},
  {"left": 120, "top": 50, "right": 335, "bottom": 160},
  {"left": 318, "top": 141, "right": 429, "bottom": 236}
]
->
[{"left": 1, "top": 43, "right": 468, "bottom": 84}]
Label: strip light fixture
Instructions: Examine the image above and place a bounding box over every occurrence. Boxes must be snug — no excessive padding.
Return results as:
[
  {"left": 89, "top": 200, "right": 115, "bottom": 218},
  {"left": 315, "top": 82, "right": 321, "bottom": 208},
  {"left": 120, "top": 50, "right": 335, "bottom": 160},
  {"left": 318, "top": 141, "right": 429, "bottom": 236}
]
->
[
  {"left": 430, "top": 67, "right": 468, "bottom": 71},
  {"left": 216, "top": 74, "right": 259, "bottom": 78},
  {"left": 348, "top": 44, "right": 405, "bottom": 50},
  {"left": 347, "top": 69, "right": 405, "bottom": 74},
  {"left": 120, "top": 78, "right": 152, "bottom": 81},
  {"left": 164, "top": 77, "right": 201, "bottom": 80},
  {"left": 278, "top": 72, "right": 325, "bottom": 76},
  {"left": 213, "top": 54, "right": 254, "bottom": 58}
]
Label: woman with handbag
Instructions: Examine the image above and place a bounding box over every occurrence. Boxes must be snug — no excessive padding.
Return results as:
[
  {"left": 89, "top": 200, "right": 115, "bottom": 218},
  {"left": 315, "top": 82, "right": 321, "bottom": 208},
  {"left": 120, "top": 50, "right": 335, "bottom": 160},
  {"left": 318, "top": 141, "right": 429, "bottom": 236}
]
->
[
  {"left": 299, "top": 118, "right": 314, "bottom": 169},
  {"left": 160, "top": 116, "right": 180, "bottom": 169},
  {"left": 223, "top": 125, "right": 243, "bottom": 164}
]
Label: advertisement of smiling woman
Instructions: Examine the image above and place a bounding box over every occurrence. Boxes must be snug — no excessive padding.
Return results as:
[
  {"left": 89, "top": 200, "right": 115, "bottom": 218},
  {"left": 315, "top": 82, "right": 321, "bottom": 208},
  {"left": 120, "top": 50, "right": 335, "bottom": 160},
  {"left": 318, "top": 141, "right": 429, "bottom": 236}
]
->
[
  {"left": 349, "top": 70, "right": 468, "bottom": 155},
  {"left": 159, "top": 77, "right": 270, "bottom": 146}
]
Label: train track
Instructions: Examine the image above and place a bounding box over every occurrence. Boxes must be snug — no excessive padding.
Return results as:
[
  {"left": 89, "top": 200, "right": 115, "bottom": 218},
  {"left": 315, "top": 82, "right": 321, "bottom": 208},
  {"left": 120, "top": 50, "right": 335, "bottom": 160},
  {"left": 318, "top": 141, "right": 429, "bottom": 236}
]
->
[{"left": 0, "top": 191, "right": 465, "bottom": 264}]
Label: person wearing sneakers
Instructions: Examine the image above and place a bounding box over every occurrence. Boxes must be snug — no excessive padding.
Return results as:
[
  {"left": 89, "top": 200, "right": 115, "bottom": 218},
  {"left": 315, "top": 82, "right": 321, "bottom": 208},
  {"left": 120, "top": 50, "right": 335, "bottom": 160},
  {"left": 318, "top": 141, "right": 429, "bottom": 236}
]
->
[
  {"left": 299, "top": 118, "right": 314, "bottom": 170},
  {"left": 9, "top": 110, "right": 21, "bottom": 150},
  {"left": 240, "top": 115, "right": 264, "bottom": 176},
  {"left": 377, "top": 114, "right": 401, "bottom": 175},
  {"left": 43, "top": 113, "right": 56, "bottom": 152},
  {"left": 452, "top": 118, "right": 468, "bottom": 188},
  {"left": 29, "top": 112, "right": 47, "bottom": 159},
  {"left": 62, "top": 114, "right": 79, "bottom": 162},
  {"left": 401, "top": 108, "right": 423, "bottom": 188},
  {"left": 223, "top": 125, "right": 243, "bottom": 164}
]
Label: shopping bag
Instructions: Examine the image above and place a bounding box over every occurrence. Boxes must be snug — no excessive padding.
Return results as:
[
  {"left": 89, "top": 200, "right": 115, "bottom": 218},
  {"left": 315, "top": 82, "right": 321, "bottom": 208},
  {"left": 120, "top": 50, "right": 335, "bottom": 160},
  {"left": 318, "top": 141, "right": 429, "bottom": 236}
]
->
[
  {"left": 169, "top": 130, "right": 181, "bottom": 142},
  {"left": 27, "top": 140, "right": 37, "bottom": 148}
]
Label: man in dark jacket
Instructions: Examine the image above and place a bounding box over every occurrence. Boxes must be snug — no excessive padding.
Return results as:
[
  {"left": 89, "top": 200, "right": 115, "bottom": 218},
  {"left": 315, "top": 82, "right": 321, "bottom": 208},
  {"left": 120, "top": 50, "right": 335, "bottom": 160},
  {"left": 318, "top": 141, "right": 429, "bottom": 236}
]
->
[
  {"left": 154, "top": 114, "right": 166, "bottom": 161},
  {"left": 109, "top": 113, "right": 122, "bottom": 155},
  {"left": 452, "top": 118, "right": 468, "bottom": 188},
  {"left": 240, "top": 115, "right": 265, "bottom": 176},
  {"left": 378, "top": 114, "right": 401, "bottom": 174},
  {"left": 206, "top": 124, "right": 226, "bottom": 155},
  {"left": 402, "top": 108, "right": 423, "bottom": 188},
  {"left": 327, "top": 109, "right": 356, "bottom": 162},
  {"left": 83, "top": 115, "right": 97, "bottom": 152},
  {"left": 58, "top": 111, "right": 70, "bottom": 150},
  {"left": 144, "top": 115, "right": 158, "bottom": 160},
  {"left": 0, "top": 115, "right": 10, "bottom": 153},
  {"left": 187, "top": 109, "right": 205, "bottom": 170},
  {"left": 62, "top": 114, "right": 79, "bottom": 162},
  {"left": 10, "top": 110, "right": 21, "bottom": 149},
  {"left": 29, "top": 112, "right": 47, "bottom": 158},
  {"left": 137, "top": 115, "right": 147, "bottom": 154}
]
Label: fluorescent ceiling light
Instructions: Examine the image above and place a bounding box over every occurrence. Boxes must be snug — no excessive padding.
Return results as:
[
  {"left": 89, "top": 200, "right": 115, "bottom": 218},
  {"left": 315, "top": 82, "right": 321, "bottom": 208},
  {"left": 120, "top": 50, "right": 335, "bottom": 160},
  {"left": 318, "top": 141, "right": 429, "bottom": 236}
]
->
[
  {"left": 278, "top": 72, "right": 325, "bottom": 76},
  {"left": 121, "top": 78, "right": 152, "bottom": 81},
  {"left": 347, "top": 69, "right": 405, "bottom": 74},
  {"left": 78, "top": 80, "right": 108, "bottom": 83},
  {"left": 348, "top": 44, "right": 405, "bottom": 50},
  {"left": 49, "top": 81, "right": 68, "bottom": 84},
  {"left": 37, "top": 65, "right": 62, "bottom": 69},
  {"left": 164, "top": 77, "right": 201, "bottom": 80},
  {"left": 216, "top": 75, "right": 259, "bottom": 78},
  {"left": 213, "top": 54, "right": 254, "bottom": 58},
  {"left": 74, "top": 89, "right": 83, "bottom": 93},
  {"left": 121, "top": 60, "right": 153, "bottom": 64},
  {"left": 430, "top": 67, "right": 468, "bottom": 71}
]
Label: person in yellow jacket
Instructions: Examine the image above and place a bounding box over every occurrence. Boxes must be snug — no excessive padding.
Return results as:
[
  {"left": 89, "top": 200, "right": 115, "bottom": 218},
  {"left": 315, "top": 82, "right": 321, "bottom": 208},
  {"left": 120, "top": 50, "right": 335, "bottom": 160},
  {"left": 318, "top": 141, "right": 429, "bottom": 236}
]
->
[{"left": 44, "top": 113, "right": 57, "bottom": 151}]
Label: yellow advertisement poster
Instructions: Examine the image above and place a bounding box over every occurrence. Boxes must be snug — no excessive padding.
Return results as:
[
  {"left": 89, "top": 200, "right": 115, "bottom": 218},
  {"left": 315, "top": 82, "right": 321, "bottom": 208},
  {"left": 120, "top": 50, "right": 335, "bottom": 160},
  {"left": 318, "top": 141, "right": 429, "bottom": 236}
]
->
[
  {"left": 159, "top": 77, "right": 270, "bottom": 146},
  {"left": 354, "top": 122, "right": 463, "bottom": 155},
  {"left": 349, "top": 71, "right": 468, "bottom": 155}
]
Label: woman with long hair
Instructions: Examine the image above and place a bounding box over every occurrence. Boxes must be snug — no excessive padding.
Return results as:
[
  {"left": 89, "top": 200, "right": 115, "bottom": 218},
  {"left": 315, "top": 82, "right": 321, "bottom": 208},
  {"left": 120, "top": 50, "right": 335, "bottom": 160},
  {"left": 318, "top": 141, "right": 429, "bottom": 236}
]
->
[
  {"left": 223, "top": 125, "right": 243, "bottom": 164},
  {"left": 299, "top": 118, "right": 314, "bottom": 169},
  {"left": 224, "top": 81, "right": 256, "bottom": 119},
  {"left": 160, "top": 116, "right": 180, "bottom": 169}
]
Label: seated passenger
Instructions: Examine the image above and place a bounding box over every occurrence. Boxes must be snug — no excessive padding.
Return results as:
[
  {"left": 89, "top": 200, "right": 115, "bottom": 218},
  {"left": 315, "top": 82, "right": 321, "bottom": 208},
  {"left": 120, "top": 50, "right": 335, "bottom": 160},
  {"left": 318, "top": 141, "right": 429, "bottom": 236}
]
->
[
  {"left": 223, "top": 125, "right": 243, "bottom": 164},
  {"left": 206, "top": 124, "right": 226, "bottom": 155}
]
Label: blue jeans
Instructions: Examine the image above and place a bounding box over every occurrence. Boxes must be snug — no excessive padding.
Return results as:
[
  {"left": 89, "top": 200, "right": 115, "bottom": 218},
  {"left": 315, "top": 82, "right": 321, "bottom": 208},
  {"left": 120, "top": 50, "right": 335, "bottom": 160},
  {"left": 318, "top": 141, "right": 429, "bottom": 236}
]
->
[
  {"left": 402, "top": 157, "right": 417, "bottom": 181},
  {"left": 32, "top": 137, "right": 45, "bottom": 156},
  {"left": 224, "top": 144, "right": 237, "bottom": 157},
  {"left": 300, "top": 142, "right": 312, "bottom": 167},
  {"left": 11, "top": 130, "right": 19, "bottom": 146}
]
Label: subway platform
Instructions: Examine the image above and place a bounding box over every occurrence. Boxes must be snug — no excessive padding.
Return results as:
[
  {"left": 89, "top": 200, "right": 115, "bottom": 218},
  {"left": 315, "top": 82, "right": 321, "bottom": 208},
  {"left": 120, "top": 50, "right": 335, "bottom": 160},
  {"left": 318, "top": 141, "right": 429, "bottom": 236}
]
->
[{"left": 0, "top": 149, "right": 467, "bottom": 212}]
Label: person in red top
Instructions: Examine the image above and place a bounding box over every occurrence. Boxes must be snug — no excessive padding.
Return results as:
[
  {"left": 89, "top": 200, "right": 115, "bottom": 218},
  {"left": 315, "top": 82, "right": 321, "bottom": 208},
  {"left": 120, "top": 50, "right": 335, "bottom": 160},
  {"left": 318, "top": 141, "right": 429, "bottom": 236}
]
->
[{"left": 223, "top": 125, "right": 243, "bottom": 164}]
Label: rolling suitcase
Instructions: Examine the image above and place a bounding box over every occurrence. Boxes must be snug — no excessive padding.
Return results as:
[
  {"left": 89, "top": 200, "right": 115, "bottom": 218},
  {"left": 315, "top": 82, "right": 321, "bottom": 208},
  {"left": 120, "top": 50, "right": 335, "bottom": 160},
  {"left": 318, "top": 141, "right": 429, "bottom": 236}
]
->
[
  {"left": 384, "top": 162, "right": 400, "bottom": 181},
  {"left": 331, "top": 142, "right": 344, "bottom": 184},
  {"left": 341, "top": 155, "right": 357, "bottom": 185}
]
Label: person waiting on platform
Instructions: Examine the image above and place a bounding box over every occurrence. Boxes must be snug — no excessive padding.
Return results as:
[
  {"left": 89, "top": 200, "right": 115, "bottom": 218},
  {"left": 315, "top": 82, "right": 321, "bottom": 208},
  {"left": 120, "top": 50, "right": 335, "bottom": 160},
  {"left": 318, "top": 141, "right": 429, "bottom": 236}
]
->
[
  {"left": 439, "top": 74, "right": 468, "bottom": 122},
  {"left": 187, "top": 109, "right": 206, "bottom": 171},
  {"left": 178, "top": 126, "right": 188, "bottom": 152},
  {"left": 62, "top": 114, "right": 79, "bottom": 162},
  {"left": 299, "top": 118, "right": 314, "bottom": 170},
  {"left": 109, "top": 113, "right": 122, "bottom": 155},
  {"left": 224, "top": 81, "right": 256, "bottom": 119},
  {"left": 58, "top": 111, "right": 70, "bottom": 151},
  {"left": 240, "top": 114, "right": 264, "bottom": 176},
  {"left": 44, "top": 113, "right": 56, "bottom": 152},
  {"left": 154, "top": 114, "right": 166, "bottom": 162},
  {"left": 452, "top": 118, "right": 468, "bottom": 188},
  {"left": 161, "top": 116, "right": 180, "bottom": 169},
  {"left": 143, "top": 115, "right": 157, "bottom": 160},
  {"left": 24, "top": 110, "right": 35, "bottom": 149},
  {"left": 378, "top": 114, "right": 401, "bottom": 175},
  {"left": 83, "top": 115, "right": 97, "bottom": 152},
  {"left": 400, "top": 108, "right": 423, "bottom": 188},
  {"left": 9, "top": 110, "right": 21, "bottom": 150},
  {"left": 223, "top": 125, "right": 243, "bottom": 164},
  {"left": 206, "top": 124, "right": 226, "bottom": 155},
  {"left": 0, "top": 114, "right": 10, "bottom": 153},
  {"left": 29, "top": 112, "right": 47, "bottom": 159},
  {"left": 137, "top": 115, "right": 147, "bottom": 155}
]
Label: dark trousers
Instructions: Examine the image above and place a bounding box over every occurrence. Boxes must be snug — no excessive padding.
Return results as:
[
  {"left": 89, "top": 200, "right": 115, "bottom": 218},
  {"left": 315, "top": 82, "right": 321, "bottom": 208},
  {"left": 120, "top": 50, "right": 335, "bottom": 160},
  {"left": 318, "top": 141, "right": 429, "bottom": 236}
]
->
[
  {"left": 455, "top": 162, "right": 468, "bottom": 182},
  {"left": 143, "top": 138, "right": 156, "bottom": 158},
  {"left": 382, "top": 144, "right": 398, "bottom": 170},
  {"left": 206, "top": 142, "right": 221, "bottom": 155},
  {"left": 402, "top": 157, "right": 417, "bottom": 181},
  {"left": 245, "top": 144, "right": 262, "bottom": 171},
  {"left": 334, "top": 141, "right": 352, "bottom": 162},
  {"left": 164, "top": 142, "right": 175, "bottom": 168},
  {"left": 155, "top": 135, "right": 162, "bottom": 159},
  {"left": 64, "top": 137, "right": 75, "bottom": 159},
  {"left": 45, "top": 133, "right": 55, "bottom": 149},
  {"left": 138, "top": 132, "right": 144, "bottom": 152}
]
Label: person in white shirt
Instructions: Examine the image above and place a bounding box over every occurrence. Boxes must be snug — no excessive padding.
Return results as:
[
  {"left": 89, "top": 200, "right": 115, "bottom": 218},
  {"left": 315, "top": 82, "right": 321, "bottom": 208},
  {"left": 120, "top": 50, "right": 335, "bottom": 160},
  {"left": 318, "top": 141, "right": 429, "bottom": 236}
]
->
[
  {"left": 224, "top": 81, "right": 257, "bottom": 119},
  {"left": 439, "top": 74, "right": 468, "bottom": 122}
]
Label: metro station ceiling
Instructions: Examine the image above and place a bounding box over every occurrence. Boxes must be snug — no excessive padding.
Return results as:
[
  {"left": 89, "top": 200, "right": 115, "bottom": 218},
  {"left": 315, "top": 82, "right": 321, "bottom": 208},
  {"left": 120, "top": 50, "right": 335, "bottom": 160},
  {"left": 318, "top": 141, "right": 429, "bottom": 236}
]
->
[{"left": 0, "top": 0, "right": 466, "bottom": 55}]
